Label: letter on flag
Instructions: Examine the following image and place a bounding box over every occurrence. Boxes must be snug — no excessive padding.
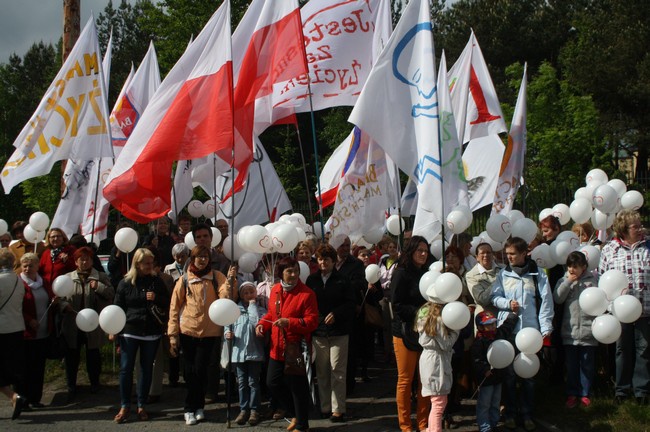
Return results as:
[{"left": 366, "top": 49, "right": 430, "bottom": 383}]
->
[
  {"left": 448, "top": 31, "right": 506, "bottom": 144},
  {"left": 1, "top": 17, "right": 111, "bottom": 194},
  {"left": 349, "top": 0, "right": 443, "bottom": 221},
  {"left": 492, "top": 64, "right": 527, "bottom": 215},
  {"left": 103, "top": 1, "right": 233, "bottom": 222}
]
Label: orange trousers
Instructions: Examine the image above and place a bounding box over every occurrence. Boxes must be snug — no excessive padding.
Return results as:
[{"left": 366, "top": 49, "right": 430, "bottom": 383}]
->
[{"left": 394, "top": 336, "right": 429, "bottom": 432}]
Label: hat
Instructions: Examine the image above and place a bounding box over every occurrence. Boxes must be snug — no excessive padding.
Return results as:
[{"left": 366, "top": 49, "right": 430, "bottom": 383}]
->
[
  {"left": 475, "top": 311, "right": 497, "bottom": 327},
  {"left": 238, "top": 281, "right": 256, "bottom": 297}
]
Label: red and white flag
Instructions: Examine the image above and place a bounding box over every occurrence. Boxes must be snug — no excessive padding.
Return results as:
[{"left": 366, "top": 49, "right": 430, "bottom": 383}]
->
[
  {"left": 448, "top": 31, "right": 506, "bottom": 144},
  {"left": 223, "top": 0, "right": 308, "bottom": 199},
  {"left": 103, "top": 1, "right": 233, "bottom": 222},
  {"left": 492, "top": 64, "right": 527, "bottom": 215}
]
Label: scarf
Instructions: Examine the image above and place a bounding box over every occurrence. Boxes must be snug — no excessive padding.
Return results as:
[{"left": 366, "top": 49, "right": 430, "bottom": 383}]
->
[
  {"left": 189, "top": 262, "right": 211, "bottom": 278},
  {"left": 281, "top": 280, "right": 297, "bottom": 291},
  {"left": 21, "top": 273, "right": 43, "bottom": 289},
  {"left": 477, "top": 329, "right": 496, "bottom": 340},
  {"left": 50, "top": 247, "right": 64, "bottom": 263}
]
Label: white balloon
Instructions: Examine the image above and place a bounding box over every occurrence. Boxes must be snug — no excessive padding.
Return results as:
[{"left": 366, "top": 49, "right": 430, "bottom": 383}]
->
[
  {"left": 429, "top": 261, "right": 444, "bottom": 272},
  {"left": 578, "top": 287, "right": 609, "bottom": 316},
  {"left": 0, "top": 219, "right": 7, "bottom": 236},
  {"left": 238, "top": 252, "right": 260, "bottom": 273},
  {"left": 550, "top": 240, "right": 574, "bottom": 265},
  {"left": 29, "top": 212, "right": 50, "bottom": 232},
  {"left": 242, "top": 225, "right": 271, "bottom": 254},
  {"left": 538, "top": 208, "right": 553, "bottom": 222},
  {"left": 98, "top": 305, "right": 127, "bottom": 335},
  {"left": 202, "top": 201, "right": 217, "bottom": 219},
  {"left": 53, "top": 275, "right": 75, "bottom": 298},
  {"left": 530, "top": 243, "right": 555, "bottom": 269},
  {"left": 210, "top": 227, "right": 222, "bottom": 248},
  {"left": 507, "top": 210, "right": 525, "bottom": 225},
  {"left": 363, "top": 227, "right": 385, "bottom": 244},
  {"left": 480, "top": 231, "right": 504, "bottom": 252},
  {"left": 569, "top": 198, "right": 592, "bottom": 224},
  {"left": 184, "top": 232, "right": 196, "bottom": 249},
  {"left": 620, "top": 190, "right": 644, "bottom": 210},
  {"left": 511, "top": 218, "right": 538, "bottom": 244},
  {"left": 441, "top": 301, "right": 471, "bottom": 330},
  {"left": 611, "top": 295, "right": 642, "bottom": 324},
  {"left": 591, "top": 314, "right": 621, "bottom": 344},
  {"left": 295, "top": 227, "right": 307, "bottom": 243},
  {"left": 599, "top": 269, "right": 628, "bottom": 301},
  {"left": 486, "top": 214, "right": 512, "bottom": 243},
  {"left": 434, "top": 273, "right": 463, "bottom": 303},
  {"left": 430, "top": 239, "right": 444, "bottom": 260},
  {"left": 272, "top": 224, "right": 300, "bottom": 253},
  {"left": 556, "top": 231, "right": 581, "bottom": 249},
  {"left": 386, "top": 215, "right": 405, "bottom": 236},
  {"left": 487, "top": 339, "right": 515, "bottom": 369},
  {"left": 208, "top": 298, "right": 241, "bottom": 326},
  {"left": 311, "top": 222, "right": 324, "bottom": 239},
  {"left": 513, "top": 353, "right": 540, "bottom": 379},
  {"left": 515, "top": 328, "right": 544, "bottom": 354},
  {"left": 585, "top": 168, "right": 608, "bottom": 186},
  {"left": 23, "top": 224, "right": 40, "bottom": 244},
  {"left": 607, "top": 179, "right": 627, "bottom": 197},
  {"left": 76, "top": 308, "right": 99, "bottom": 332},
  {"left": 592, "top": 184, "right": 618, "bottom": 213},
  {"left": 446, "top": 210, "right": 470, "bottom": 234},
  {"left": 574, "top": 187, "right": 591, "bottom": 201},
  {"left": 365, "top": 264, "right": 381, "bottom": 284},
  {"left": 455, "top": 205, "right": 473, "bottom": 225},
  {"left": 223, "top": 235, "right": 244, "bottom": 261},
  {"left": 298, "top": 260, "right": 310, "bottom": 283},
  {"left": 291, "top": 213, "right": 306, "bottom": 226},
  {"left": 419, "top": 270, "right": 441, "bottom": 300},
  {"left": 552, "top": 204, "right": 571, "bottom": 226},
  {"left": 579, "top": 245, "right": 601, "bottom": 271},
  {"left": 115, "top": 227, "right": 138, "bottom": 253},
  {"left": 590, "top": 209, "right": 614, "bottom": 230},
  {"left": 187, "top": 200, "right": 204, "bottom": 218}
]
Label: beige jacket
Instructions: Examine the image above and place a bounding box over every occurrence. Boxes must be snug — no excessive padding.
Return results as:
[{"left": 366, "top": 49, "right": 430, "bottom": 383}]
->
[{"left": 168, "top": 269, "right": 237, "bottom": 338}]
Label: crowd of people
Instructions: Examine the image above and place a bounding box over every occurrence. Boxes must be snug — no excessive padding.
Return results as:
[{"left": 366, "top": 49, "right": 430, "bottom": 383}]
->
[{"left": 0, "top": 209, "right": 648, "bottom": 432}]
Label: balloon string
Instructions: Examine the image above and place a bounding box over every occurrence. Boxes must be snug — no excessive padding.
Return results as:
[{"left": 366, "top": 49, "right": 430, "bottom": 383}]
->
[
  {"left": 38, "top": 300, "right": 56, "bottom": 324},
  {"left": 470, "top": 371, "right": 492, "bottom": 400}
]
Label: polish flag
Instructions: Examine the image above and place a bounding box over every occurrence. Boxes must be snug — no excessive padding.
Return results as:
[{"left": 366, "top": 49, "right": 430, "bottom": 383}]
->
[
  {"left": 221, "top": 0, "right": 308, "bottom": 200},
  {"left": 103, "top": 1, "right": 233, "bottom": 222}
]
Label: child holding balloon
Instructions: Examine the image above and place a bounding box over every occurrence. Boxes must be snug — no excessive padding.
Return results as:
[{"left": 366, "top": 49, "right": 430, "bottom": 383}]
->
[
  {"left": 415, "top": 302, "right": 459, "bottom": 432},
  {"left": 470, "top": 311, "right": 518, "bottom": 432},
  {"left": 553, "top": 251, "right": 598, "bottom": 408}
]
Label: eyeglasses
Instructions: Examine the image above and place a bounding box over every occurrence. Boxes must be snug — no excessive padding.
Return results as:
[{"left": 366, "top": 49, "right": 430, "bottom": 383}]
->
[
  {"left": 195, "top": 256, "right": 210, "bottom": 260},
  {"left": 49, "top": 235, "right": 62, "bottom": 239},
  {"left": 415, "top": 248, "right": 429, "bottom": 254}
]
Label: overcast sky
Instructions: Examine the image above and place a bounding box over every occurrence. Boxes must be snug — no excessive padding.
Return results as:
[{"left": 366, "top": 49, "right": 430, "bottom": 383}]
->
[{"left": 0, "top": 0, "right": 125, "bottom": 63}]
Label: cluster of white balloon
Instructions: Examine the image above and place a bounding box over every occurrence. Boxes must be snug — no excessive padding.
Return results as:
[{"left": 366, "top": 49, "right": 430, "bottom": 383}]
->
[
  {"left": 183, "top": 199, "right": 219, "bottom": 220},
  {"left": 2, "top": 212, "right": 53, "bottom": 244},
  {"left": 486, "top": 328, "right": 544, "bottom": 379}
]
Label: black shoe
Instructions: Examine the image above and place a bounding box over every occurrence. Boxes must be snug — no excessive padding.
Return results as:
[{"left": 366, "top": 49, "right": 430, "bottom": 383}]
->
[
  {"left": 320, "top": 412, "right": 331, "bottom": 419},
  {"left": 66, "top": 390, "right": 76, "bottom": 404},
  {"left": 12, "top": 395, "right": 25, "bottom": 420},
  {"left": 147, "top": 395, "right": 161, "bottom": 404},
  {"left": 90, "top": 384, "right": 100, "bottom": 394},
  {"left": 31, "top": 402, "right": 46, "bottom": 408},
  {"left": 330, "top": 413, "right": 346, "bottom": 423},
  {"left": 169, "top": 381, "right": 179, "bottom": 388}
]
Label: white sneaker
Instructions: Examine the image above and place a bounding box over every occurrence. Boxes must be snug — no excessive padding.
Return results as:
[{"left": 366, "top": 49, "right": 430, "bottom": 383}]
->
[
  {"left": 195, "top": 409, "right": 205, "bottom": 421},
  {"left": 184, "top": 412, "right": 197, "bottom": 425}
]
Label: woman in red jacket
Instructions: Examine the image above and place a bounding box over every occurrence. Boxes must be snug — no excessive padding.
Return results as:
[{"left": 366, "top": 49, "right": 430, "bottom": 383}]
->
[
  {"left": 256, "top": 257, "right": 318, "bottom": 432},
  {"left": 39, "top": 228, "right": 76, "bottom": 289}
]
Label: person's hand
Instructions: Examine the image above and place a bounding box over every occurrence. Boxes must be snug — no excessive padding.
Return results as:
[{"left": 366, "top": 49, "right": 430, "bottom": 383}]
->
[
  {"left": 255, "top": 325, "right": 264, "bottom": 337},
  {"left": 273, "top": 318, "right": 289, "bottom": 329},
  {"left": 324, "top": 312, "right": 335, "bottom": 325},
  {"left": 151, "top": 237, "right": 159, "bottom": 248},
  {"left": 227, "top": 265, "right": 238, "bottom": 280},
  {"left": 89, "top": 280, "right": 98, "bottom": 290},
  {"left": 567, "top": 273, "right": 579, "bottom": 283},
  {"left": 146, "top": 291, "right": 155, "bottom": 301},
  {"left": 368, "top": 283, "right": 377, "bottom": 291},
  {"left": 108, "top": 334, "right": 115, "bottom": 342},
  {"left": 169, "top": 336, "right": 179, "bottom": 357},
  {"left": 63, "top": 304, "right": 74, "bottom": 314},
  {"left": 59, "top": 252, "right": 69, "bottom": 263},
  {"left": 225, "top": 331, "right": 233, "bottom": 340},
  {"left": 485, "top": 369, "right": 493, "bottom": 378},
  {"left": 29, "top": 319, "right": 39, "bottom": 330},
  {"left": 510, "top": 300, "right": 520, "bottom": 314}
]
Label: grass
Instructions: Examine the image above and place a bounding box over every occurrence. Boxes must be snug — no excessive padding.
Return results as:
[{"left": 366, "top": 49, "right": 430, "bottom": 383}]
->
[{"left": 44, "top": 342, "right": 121, "bottom": 388}]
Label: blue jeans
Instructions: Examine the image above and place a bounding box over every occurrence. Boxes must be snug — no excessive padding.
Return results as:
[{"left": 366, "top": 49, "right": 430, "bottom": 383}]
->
[
  {"left": 119, "top": 336, "right": 160, "bottom": 408},
  {"left": 565, "top": 345, "right": 596, "bottom": 397},
  {"left": 503, "top": 364, "right": 534, "bottom": 421},
  {"left": 476, "top": 383, "right": 501, "bottom": 432},
  {"left": 616, "top": 317, "right": 650, "bottom": 397},
  {"left": 235, "top": 361, "right": 262, "bottom": 411}
]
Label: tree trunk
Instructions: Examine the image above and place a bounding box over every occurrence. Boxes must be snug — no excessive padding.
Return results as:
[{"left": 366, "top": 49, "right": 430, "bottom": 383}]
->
[{"left": 61, "top": 0, "right": 80, "bottom": 194}]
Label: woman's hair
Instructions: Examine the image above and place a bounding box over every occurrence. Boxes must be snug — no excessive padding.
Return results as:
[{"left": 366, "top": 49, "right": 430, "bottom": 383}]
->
[
  {"left": 474, "top": 242, "right": 493, "bottom": 256},
  {"left": 571, "top": 221, "right": 595, "bottom": 240},
  {"left": 539, "top": 215, "right": 561, "bottom": 231},
  {"left": 377, "top": 235, "right": 397, "bottom": 250},
  {"left": 124, "top": 248, "right": 155, "bottom": 283},
  {"left": 171, "top": 243, "right": 190, "bottom": 258},
  {"left": 44, "top": 228, "right": 69, "bottom": 248},
  {"left": 274, "top": 256, "right": 299, "bottom": 280},
  {"left": 399, "top": 235, "right": 429, "bottom": 268},
  {"left": 73, "top": 246, "right": 95, "bottom": 261},
  {"left": 20, "top": 252, "right": 39, "bottom": 265},
  {"left": 297, "top": 240, "right": 316, "bottom": 255},
  {"left": 0, "top": 248, "right": 16, "bottom": 269},
  {"left": 190, "top": 245, "right": 212, "bottom": 260},
  {"left": 612, "top": 209, "right": 640, "bottom": 240},
  {"left": 315, "top": 244, "right": 337, "bottom": 262},
  {"left": 415, "top": 302, "right": 447, "bottom": 337},
  {"left": 566, "top": 251, "right": 588, "bottom": 268},
  {"left": 445, "top": 245, "right": 465, "bottom": 263}
]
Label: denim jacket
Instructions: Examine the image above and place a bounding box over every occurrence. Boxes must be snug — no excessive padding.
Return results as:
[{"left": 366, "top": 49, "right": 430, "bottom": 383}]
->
[{"left": 226, "top": 300, "right": 267, "bottom": 363}]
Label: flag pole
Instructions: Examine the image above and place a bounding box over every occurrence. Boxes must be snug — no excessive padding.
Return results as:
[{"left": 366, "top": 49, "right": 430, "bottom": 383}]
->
[
  {"left": 294, "top": 124, "right": 315, "bottom": 226},
  {"left": 89, "top": 158, "right": 102, "bottom": 245},
  {"left": 253, "top": 145, "right": 272, "bottom": 222},
  {"left": 226, "top": 11, "right": 235, "bottom": 425}
]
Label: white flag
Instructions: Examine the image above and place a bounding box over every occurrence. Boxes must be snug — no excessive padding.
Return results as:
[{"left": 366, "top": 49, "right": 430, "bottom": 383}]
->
[
  {"left": 349, "top": 0, "right": 442, "bottom": 222},
  {"left": 448, "top": 31, "right": 506, "bottom": 144},
  {"left": 492, "top": 64, "right": 527, "bottom": 215},
  {"left": 2, "top": 17, "right": 111, "bottom": 193},
  {"left": 462, "top": 134, "right": 505, "bottom": 211}
]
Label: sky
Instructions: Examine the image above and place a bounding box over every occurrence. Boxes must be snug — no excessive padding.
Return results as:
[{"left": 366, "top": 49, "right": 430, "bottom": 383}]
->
[{"left": 0, "top": 0, "right": 123, "bottom": 63}]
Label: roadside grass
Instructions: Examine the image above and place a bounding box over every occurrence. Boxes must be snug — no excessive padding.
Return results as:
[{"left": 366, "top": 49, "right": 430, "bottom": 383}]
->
[{"left": 44, "top": 343, "right": 120, "bottom": 388}]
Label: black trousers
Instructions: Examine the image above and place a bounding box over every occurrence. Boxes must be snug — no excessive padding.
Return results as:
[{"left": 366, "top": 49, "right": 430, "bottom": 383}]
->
[
  {"left": 23, "top": 338, "right": 48, "bottom": 403},
  {"left": 267, "top": 358, "right": 311, "bottom": 431},
  {"left": 180, "top": 334, "right": 215, "bottom": 412},
  {"left": 64, "top": 333, "right": 101, "bottom": 390}
]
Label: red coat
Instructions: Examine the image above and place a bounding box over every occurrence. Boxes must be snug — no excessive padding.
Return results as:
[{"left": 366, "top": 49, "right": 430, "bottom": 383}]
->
[
  {"left": 259, "top": 281, "right": 319, "bottom": 362},
  {"left": 22, "top": 279, "right": 55, "bottom": 340},
  {"left": 39, "top": 245, "right": 77, "bottom": 289}
]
